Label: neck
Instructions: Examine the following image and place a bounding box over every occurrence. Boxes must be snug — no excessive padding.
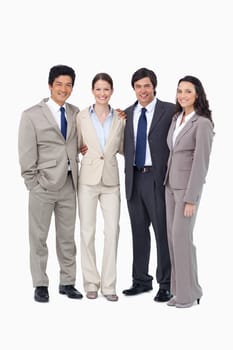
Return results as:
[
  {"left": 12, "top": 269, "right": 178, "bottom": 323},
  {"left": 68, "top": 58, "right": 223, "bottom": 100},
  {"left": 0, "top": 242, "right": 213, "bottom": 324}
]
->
[
  {"left": 94, "top": 104, "right": 110, "bottom": 124},
  {"left": 183, "top": 107, "right": 194, "bottom": 116}
]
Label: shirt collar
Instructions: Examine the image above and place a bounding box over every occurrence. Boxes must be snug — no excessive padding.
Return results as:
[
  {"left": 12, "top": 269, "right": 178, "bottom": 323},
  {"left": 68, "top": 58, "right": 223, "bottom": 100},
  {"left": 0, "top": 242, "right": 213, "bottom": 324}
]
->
[
  {"left": 89, "top": 104, "right": 114, "bottom": 117},
  {"left": 47, "top": 97, "right": 66, "bottom": 113},
  {"left": 137, "top": 97, "right": 157, "bottom": 113}
]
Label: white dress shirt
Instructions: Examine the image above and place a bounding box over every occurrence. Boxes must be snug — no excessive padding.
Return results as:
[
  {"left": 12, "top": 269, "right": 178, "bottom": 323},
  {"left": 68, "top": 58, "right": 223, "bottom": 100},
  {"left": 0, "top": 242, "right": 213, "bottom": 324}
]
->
[
  {"left": 46, "top": 97, "right": 67, "bottom": 128},
  {"left": 133, "top": 98, "right": 157, "bottom": 166}
]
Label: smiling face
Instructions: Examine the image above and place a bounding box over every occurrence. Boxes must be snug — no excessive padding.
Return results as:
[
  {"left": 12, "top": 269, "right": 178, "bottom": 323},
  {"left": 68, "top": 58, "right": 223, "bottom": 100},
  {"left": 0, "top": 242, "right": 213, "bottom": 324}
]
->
[
  {"left": 49, "top": 75, "right": 73, "bottom": 106},
  {"left": 133, "top": 77, "right": 155, "bottom": 107},
  {"left": 92, "top": 79, "right": 113, "bottom": 105},
  {"left": 176, "top": 81, "right": 197, "bottom": 114}
]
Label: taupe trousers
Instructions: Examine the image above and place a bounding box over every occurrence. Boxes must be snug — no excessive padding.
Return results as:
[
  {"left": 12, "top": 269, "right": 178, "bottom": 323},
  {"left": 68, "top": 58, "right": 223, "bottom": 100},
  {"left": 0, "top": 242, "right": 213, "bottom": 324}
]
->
[{"left": 165, "top": 186, "right": 202, "bottom": 304}]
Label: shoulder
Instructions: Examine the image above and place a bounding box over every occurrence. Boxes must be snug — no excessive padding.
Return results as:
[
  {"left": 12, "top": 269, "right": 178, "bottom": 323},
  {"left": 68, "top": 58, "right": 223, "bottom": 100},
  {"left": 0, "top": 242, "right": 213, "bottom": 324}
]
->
[
  {"left": 125, "top": 101, "right": 138, "bottom": 114},
  {"left": 77, "top": 107, "right": 90, "bottom": 118},
  {"left": 22, "top": 99, "right": 44, "bottom": 114},
  {"left": 196, "top": 115, "right": 213, "bottom": 129},
  {"left": 21, "top": 99, "right": 46, "bottom": 121},
  {"left": 156, "top": 99, "right": 176, "bottom": 112},
  {"left": 66, "top": 102, "right": 79, "bottom": 114},
  {"left": 112, "top": 110, "right": 126, "bottom": 126}
]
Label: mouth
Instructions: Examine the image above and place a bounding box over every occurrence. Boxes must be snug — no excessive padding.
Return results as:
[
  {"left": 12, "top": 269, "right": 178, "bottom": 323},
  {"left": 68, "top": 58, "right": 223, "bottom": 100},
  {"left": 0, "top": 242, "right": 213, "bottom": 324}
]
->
[{"left": 139, "top": 94, "right": 148, "bottom": 99}]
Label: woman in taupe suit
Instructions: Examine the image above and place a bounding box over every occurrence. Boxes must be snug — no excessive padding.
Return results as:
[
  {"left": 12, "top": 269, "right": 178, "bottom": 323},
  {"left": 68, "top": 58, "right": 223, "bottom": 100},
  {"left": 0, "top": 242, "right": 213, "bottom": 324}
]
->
[
  {"left": 164, "top": 76, "right": 214, "bottom": 308},
  {"left": 76, "top": 73, "right": 125, "bottom": 302}
]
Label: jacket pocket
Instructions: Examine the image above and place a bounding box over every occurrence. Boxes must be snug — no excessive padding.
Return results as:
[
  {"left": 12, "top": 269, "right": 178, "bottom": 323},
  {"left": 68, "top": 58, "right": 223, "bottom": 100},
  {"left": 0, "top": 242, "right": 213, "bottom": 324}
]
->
[{"left": 37, "top": 160, "right": 57, "bottom": 170}]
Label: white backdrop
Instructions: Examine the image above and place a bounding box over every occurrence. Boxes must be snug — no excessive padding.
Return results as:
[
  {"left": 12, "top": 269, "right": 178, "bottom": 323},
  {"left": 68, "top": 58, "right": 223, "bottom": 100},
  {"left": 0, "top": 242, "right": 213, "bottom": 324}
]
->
[{"left": 0, "top": 0, "right": 232, "bottom": 349}]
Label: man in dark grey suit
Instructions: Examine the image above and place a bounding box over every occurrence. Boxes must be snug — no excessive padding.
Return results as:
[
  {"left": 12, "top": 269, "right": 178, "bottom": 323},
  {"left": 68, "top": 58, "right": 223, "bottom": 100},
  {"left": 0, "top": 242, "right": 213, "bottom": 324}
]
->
[{"left": 123, "top": 68, "right": 175, "bottom": 302}]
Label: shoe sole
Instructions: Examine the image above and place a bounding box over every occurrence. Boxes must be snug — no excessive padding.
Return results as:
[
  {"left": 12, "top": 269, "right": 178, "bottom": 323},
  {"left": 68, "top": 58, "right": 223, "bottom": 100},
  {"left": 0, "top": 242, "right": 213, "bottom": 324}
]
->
[
  {"left": 34, "top": 297, "right": 49, "bottom": 302},
  {"left": 59, "top": 290, "right": 83, "bottom": 299},
  {"left": 123, "top": 290, "right": 152, "bottom": 296}
]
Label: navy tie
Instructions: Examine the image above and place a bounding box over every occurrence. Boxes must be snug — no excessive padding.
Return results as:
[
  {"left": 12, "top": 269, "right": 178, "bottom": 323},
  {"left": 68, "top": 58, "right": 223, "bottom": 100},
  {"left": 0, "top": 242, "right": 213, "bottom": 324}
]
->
[
  {"left": 60, "top": 106, "right": 67, "bottom": 140},
  {"left": 135, "top": 107, "right": 147, "bottom": 168}
]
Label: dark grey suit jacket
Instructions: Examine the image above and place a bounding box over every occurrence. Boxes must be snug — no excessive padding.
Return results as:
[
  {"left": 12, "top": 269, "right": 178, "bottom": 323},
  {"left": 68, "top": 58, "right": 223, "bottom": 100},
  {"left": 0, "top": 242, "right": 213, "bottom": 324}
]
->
[{"left": 124, "top": 99, "right": 176, "bottom": 200}]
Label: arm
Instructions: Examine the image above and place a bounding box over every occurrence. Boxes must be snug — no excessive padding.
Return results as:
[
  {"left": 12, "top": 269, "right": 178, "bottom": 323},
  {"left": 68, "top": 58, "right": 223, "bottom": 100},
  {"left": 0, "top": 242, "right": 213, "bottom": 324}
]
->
[
  {"left": 76, "top": 112, "right": 84, "bottom": 154},
  {"left": 18, "top": 112, "right": 39, "bottom": 190},
  {"left": 184, "top": 118, "right": 214, "bottom": 204},
  {"left": 118, "top": 119, "right": 125, "bottom": 155}
]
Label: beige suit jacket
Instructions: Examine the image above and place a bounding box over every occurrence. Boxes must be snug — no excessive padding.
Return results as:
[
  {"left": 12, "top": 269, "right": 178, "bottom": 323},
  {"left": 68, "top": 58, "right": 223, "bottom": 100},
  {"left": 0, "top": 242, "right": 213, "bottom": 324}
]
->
[
  {"left": 76, "top": 107, "right": 125, "bottom": 186},
  {"left": 164, "top": 113, "right": 214, "bottom": 204},
  {"left": 18, "top": 98, "right": 79, "bottom": 191}
]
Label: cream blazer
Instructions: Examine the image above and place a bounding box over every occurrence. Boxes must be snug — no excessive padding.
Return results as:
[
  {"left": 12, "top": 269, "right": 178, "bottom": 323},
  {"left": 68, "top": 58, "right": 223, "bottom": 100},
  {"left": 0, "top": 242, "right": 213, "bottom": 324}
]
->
[{"left": 76, "top": 107, "right": 125, "bottom": 186}]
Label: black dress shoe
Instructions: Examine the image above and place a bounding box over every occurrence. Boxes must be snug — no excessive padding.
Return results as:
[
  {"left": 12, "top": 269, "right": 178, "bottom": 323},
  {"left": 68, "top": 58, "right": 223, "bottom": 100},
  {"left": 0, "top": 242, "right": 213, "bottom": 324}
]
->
[
  {"left": 59, "top": 285, "right": 83, "bottom": 299},
  {"left": 122, "top": 284, "right": 152, "bottom": 296},
  {"left": 34, "top": 286, "right": 49, "bottom": 303},
  {"left": 154, "top": 288, "right": 172, "bottom": 302}
]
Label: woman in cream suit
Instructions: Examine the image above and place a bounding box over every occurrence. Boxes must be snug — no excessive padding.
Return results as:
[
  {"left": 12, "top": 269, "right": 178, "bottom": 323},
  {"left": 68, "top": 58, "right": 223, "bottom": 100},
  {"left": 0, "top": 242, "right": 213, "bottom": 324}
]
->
[
  {"left": 164, "top": 76, "right": 214, "bottom": 308},
  {"left": 76, "top": 73, "right": 125, "bottom": 301}
]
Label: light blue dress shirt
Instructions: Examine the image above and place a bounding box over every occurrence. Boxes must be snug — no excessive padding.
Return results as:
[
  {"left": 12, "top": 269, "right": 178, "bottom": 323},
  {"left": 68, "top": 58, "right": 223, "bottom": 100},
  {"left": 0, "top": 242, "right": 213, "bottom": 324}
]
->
[{"left": 89, "top": 105, "right": 114, "bottom": 152}]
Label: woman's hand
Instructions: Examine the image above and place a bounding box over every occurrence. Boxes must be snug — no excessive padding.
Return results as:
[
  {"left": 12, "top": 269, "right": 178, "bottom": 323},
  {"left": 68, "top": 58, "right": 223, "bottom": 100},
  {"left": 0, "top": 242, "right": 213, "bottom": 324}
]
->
[
  {"left": 184, "top": 203, "right": 196, "bottom": 217},
  {"left": 80, "top": 144, "right": 88, "bottom": 156},
  {"left": 116, "top": 108, "right": 127, "bottom": 119}
]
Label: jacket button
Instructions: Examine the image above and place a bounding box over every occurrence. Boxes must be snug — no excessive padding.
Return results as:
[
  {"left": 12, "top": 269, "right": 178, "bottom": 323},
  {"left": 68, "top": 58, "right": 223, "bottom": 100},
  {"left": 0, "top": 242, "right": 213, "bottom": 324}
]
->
[{"left": 100, "top": 156, "right": 104, "bottom": 160}]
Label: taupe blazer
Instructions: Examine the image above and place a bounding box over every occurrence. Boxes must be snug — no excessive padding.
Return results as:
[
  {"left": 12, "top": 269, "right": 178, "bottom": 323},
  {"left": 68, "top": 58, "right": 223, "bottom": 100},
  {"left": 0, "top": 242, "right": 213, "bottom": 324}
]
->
[
  {"left": 164, "top": 113, "right": 214, "bottom": 204},
  {"left": 76, "top": 107, "right": 125, "bottom": 186},
  {"left": 18, "top": 98, "right": 79, "bottom": 191}
]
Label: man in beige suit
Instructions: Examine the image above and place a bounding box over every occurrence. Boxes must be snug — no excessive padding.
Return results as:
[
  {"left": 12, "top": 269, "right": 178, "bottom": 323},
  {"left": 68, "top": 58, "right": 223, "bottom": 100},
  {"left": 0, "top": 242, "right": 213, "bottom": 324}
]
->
[
  {"left": 76, "top": 73, "right": 125, "bottom": 302},
  {"left": 18, "top": 65, "right": 83, "bottom": 302}
]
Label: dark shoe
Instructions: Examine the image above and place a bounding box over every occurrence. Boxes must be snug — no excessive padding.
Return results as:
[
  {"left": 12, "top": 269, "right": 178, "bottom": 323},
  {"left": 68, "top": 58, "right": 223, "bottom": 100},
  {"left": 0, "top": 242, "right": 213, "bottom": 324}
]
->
[
  {"left": 34, "top": 286, "right": 49, "bottom": 303},
  {"left": 122, "top": 283, "right": 152, "bottom": 296},
  {"left": 154, "top": 288, "right": 172, "bottom": 302},
  {"left": 59, "top": 285, "right": 83, "bottom": 299}
]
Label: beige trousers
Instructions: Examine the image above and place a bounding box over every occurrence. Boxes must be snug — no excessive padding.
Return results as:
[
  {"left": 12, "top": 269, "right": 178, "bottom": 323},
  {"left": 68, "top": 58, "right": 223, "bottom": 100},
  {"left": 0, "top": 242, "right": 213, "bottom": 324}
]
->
[
  {"left": 78, "top": 182, "right": 120, "bottom": 295},
  {"left": 28, "top": 174, "right": 77, "bottom": 287}
]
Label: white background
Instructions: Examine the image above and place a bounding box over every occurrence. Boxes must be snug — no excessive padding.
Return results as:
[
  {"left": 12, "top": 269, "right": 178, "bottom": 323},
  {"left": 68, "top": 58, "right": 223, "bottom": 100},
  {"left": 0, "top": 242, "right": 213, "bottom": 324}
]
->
[{"left": 0, "top": 0, "right": 232, "bottom": 349}]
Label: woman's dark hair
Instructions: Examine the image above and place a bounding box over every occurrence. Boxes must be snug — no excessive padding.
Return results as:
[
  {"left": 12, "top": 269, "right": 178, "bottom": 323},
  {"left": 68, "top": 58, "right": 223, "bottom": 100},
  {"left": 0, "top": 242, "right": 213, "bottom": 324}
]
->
[
  {"left": 131, "top": 67, "right": 157, "bottom": 94},
  {"left": 92, "top": 73, "right": 113, "bottom": 89},
  {"left": 176, "top": 75, "right": 213, "bottom": 125},
  {"left": 48, "top": 65, "right": 76, "bottom": 86}
]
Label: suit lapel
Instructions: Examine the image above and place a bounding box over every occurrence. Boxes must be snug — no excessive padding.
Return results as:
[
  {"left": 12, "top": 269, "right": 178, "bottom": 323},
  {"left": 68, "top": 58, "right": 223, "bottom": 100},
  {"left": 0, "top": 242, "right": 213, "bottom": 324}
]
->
[
  {"left": 104, "top": 111, "right": 121, "bottom": 150},
  {"left": 66, "top": 104, "right": 74, "bottom": 141},
  {"left": 173, "top": 113, "right": 198, "bottom": 147},
  {"left": 40, "top": 101, "right": 62, "bottom": 137},
  {"left": 82, "top": 111, "right": 103, "bottom": 153},
  {"left": 127, "top": 104, "right": 136, "bottom": 140},
  {"left": 149, "top": 99, "right": 164, "bottom": 135},
  {"left": 167, "top": 116, "right": 177, "bottom": 150},
  {"left": 40, "top": 99, "right": 70, "bottom": 141}
]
